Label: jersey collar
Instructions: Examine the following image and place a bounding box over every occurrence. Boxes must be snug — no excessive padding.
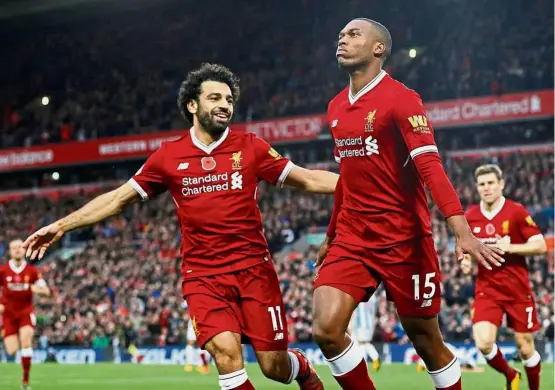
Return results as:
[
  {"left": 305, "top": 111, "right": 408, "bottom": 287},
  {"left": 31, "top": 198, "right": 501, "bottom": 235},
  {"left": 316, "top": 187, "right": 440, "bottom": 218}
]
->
[
  {"left": 480, "top": 196, "right": 506, "bottom": 220},
  {"left": 8, "top": 259, "right": 27, "bottom": 274},
  {"left": 190, "top": 126, "right": 230, "bottom": 154},
  {"left": 348, "top": 70, "right": 387, "bottom": 105}
]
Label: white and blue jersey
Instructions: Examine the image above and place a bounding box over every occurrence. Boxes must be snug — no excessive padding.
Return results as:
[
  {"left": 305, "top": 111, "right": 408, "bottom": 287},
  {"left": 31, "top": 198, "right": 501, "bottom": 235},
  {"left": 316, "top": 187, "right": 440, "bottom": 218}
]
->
[{"left": 351, "top": 295, "right": 377, "bottom": 342}]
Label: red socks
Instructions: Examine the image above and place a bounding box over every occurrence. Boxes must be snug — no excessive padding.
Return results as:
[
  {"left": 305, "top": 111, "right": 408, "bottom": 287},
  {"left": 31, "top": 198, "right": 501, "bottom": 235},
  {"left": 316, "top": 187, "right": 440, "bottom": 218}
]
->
[
  {"left": 483, "top": 344, "right": 517, "bottom": 381},
  {"left": 523, "top": 351, "right": 541, "bottom": 390},
  {"left": 325, "top": 340, "right": 376, "bottom": 390},
  {"left": 334, "top": 359, "right": 376, "bottom": 390}
]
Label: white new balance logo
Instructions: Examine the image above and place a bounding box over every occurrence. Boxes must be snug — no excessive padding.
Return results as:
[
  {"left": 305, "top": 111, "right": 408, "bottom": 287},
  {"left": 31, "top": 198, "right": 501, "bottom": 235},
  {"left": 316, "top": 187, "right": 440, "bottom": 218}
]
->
[
  {"left": 177, "top": 162, "right": 189, "bottom": 170},
  {"left": 365, "top": 136, "right": 379, "bottom": 156},
  {"left": 231, "top": 171, "right": 243, "bottom": 189}
]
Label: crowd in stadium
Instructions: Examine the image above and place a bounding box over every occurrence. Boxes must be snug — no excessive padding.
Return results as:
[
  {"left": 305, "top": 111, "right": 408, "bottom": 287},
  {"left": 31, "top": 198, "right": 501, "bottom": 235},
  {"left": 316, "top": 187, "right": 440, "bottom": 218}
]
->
[
  {"left": 0, "top": 0, "right": 552, "bottom": 148},
  {"left": 0, "top": 0, "right": 552, "bottom": 356},
  {"left": 0, "top": 148, "right": 551, "bottom": 348}
]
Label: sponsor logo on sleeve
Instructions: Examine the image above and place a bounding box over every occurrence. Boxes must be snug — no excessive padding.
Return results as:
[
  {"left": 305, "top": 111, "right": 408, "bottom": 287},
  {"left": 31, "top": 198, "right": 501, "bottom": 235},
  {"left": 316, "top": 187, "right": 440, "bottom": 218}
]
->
[{"left": 407, "top": 115, "right": 431, "bottom": 134}]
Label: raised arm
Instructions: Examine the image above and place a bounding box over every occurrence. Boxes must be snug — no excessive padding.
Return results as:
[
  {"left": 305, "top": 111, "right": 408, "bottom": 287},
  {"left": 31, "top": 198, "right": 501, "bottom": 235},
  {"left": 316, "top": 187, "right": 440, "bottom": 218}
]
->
[{"left": 23, "top": 183, "right": 141, "bottom": 260}]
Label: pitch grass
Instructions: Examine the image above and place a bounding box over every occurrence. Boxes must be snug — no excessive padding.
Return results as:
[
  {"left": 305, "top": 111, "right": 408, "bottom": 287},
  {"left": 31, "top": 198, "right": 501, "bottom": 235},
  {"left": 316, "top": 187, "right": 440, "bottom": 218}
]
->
[{"left": 0, "top": 362, "right": 553, "bottom": 389}]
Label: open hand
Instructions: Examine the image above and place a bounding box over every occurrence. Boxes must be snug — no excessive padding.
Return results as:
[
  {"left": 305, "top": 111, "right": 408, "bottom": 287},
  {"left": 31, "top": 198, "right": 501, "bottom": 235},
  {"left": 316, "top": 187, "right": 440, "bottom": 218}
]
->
[
  {"left": 455, "top": 233, "right": 504, "bottom": 271},
  {"left": 23, "top": 223, "right": 65, "bottom": 261}
]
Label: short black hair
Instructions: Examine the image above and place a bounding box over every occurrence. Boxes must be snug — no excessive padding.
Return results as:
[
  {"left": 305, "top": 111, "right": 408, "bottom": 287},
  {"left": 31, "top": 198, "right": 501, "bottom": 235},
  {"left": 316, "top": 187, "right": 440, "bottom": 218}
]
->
[
  {"left": 355, "top": 18, "right": 393, "bottom": 61},
  {"left": 177, "top": 63, "right": 241, "bottom": 124}
]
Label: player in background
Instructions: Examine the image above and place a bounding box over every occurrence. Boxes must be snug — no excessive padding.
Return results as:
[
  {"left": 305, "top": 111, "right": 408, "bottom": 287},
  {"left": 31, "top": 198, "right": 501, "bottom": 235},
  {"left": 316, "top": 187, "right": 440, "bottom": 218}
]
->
[
  {"left": 23, "top": 63, "right": 338, "bottom": 390},
  {"left": 348, "top": 294, "right": 381, "bottom": 371},
  {"left": 183, "top": 300, "right": 210, "bottom": 374},
  {"left": 462, "top": 164, "right": 546, "bottom": 390},
  {"left": 0, "top": 239, "right": 50, "bottom": 390},
  {"left": 312, "top": 19, "right": 504, "bottom": 390}
]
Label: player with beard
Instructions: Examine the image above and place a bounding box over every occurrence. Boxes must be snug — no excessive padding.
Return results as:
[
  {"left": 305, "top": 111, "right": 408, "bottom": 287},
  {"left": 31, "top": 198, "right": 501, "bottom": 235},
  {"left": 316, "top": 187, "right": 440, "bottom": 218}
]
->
[
  {"left": 23, "top": 63, "right": 337, "bottom": 390},
  {"left": 312, "top": 19, "right": 504, "bottom": 390}
]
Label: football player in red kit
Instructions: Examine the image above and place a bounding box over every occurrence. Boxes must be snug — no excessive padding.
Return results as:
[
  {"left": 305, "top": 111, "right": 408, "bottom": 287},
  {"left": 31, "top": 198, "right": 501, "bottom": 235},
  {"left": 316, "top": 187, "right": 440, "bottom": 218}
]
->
[
  {"left": 0, "top": 239, "right": 50, "bottom": 390},
  {"left": 313, "top": 19, "right": 504, "bottom": 390},
  {"left": 462, "top": 164, "right": 546, "bottom": 390},
  {"left": 23, "top": 64, "right": 338, "bottom": 390}
]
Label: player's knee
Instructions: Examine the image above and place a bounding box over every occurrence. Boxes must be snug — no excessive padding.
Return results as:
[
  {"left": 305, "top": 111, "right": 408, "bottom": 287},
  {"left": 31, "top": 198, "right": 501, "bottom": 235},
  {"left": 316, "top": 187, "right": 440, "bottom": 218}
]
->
[
  {"left": 312, "top": 319, "right": 342, "bottom": 349},
  {"left": 5, "top": 344, "right": 18, "bottom": 356},
  {"left": 209, "top": 343, "right": 243, "bottom": 372},
  {"left": 475, "top": 337, "right": 495, "bottom": 355},
  {"left": 516, "top": 335, "right": 535, "bottom": 359}
]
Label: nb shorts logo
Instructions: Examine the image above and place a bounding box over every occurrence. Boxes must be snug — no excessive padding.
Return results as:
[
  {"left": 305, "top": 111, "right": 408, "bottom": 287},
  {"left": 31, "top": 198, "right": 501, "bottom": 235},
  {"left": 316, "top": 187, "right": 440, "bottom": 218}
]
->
[
  {"left": 365, "top": 136, "right": 379, "bottom": 156},
  {"left": 231, "top": 171, "right": 243, "bottom": 190}
]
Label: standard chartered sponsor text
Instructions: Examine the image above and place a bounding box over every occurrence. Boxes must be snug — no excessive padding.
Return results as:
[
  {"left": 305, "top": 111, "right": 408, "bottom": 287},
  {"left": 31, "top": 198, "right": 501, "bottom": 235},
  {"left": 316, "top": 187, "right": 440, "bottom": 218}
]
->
[{"left": 182, "top": 172, "right": 230, "bottom": 196}]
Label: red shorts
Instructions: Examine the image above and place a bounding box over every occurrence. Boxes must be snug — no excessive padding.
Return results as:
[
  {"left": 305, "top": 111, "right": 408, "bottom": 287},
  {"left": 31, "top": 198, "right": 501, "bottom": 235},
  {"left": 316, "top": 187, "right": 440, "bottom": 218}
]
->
[
  {"left": 472, "top": 295, "right": 541, "bottom": 333},
  {"left": 182, "top": 261, "right": 288, "bottom": 351},
  {"left": 314, "top": 236, "right": 441, "bottom": 317},
  {"left": 1, "top": 312, "right": 36, "bottom": 338}
]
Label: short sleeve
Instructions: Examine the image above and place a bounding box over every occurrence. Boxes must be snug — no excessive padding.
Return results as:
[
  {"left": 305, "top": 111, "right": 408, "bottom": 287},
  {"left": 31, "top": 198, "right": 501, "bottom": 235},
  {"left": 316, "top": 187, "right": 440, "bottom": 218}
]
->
[
  {"left": 128, "top": 145, "right": 168, "bottom": 200},
  {"left": 515, "top": 206, "right": 543, "bottom": 242},
  {"left": 393, "top": 89, "right": 438, "bottom": 160},
  {"left": 252, "top": 135, "right": 293, "bottom": 187}
]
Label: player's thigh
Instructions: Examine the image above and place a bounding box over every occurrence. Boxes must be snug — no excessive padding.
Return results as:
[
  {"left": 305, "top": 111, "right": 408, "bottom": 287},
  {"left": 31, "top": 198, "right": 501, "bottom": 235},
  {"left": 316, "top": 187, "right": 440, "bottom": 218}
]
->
[
  {"left": 504, "top": 300, "right": 541, "bottom": 333},
  {"left": 472, "top": 321, "right": 499, "bottom": 352},
  {"left": 183, "top": 278, "right": 242, "bottom": 350},
  {"left": 236, "top": 262, "right": 288, "bottom": 352},
  {"left": 3, "top": 334, "right": 19, "bottom": 356},
  {"left": 18, "top": 325, "right": 34, "bottom": 348},
  {"left": 377, "top": 237, "right": 441, "bottom": 317},
  {"left": 313, "top": 245, "right": 379, "bottom": 336},
  {"left": 204, "top": 331, "right": 244, "bottom": 374}
]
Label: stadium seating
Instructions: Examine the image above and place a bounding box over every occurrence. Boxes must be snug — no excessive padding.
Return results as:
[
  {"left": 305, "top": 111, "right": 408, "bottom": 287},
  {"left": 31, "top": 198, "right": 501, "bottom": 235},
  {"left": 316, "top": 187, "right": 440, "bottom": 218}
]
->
[
  {"left": 1, "top": 150, "right": 551, "bottom": 346},
  {"left": 0, "top": 0, "right": 552, "bottom": 147}
]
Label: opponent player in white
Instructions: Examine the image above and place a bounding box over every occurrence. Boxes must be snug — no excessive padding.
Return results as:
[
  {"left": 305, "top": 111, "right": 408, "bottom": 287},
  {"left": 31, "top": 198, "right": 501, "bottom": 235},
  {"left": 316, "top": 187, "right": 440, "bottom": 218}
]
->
[
  {"left": 349, "top": 294, "right": 381, "bottom": 371},
  {"left": 183, "top": 300, "right": 210, "bottom": 374}
]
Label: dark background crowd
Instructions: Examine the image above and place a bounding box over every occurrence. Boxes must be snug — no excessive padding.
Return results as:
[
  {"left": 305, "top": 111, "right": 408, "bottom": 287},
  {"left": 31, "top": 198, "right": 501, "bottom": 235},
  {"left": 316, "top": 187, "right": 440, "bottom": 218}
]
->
[{"left": 0, "top": 0, "right": 553, "bottom": 349}]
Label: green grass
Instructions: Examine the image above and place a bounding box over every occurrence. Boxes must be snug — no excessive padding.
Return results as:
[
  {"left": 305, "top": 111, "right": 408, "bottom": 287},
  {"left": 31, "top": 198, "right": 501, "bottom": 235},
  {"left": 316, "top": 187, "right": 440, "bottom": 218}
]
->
[{"left": 0, "top": 363, "right": 553, "bottom": 389}]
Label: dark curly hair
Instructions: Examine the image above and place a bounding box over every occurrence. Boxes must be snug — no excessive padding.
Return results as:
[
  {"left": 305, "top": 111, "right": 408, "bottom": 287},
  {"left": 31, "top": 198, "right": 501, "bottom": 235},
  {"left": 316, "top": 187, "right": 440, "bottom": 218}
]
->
[{"left": 177, "top": 63, "right": 241, "bottom": 124}]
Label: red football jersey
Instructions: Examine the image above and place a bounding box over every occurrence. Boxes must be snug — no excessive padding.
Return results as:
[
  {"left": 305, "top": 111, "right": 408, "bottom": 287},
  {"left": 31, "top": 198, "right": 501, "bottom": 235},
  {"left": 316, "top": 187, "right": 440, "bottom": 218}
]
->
[
  {"left": 130, "top": 128, "right": 293, "bottom": 280},
  {"left": 0, "top": 260, "right": 41, "bottom": 316},
  {"left": 329, "top": 71, "right": 437, "bottom": 249},
  {"left": 465, "top": 197, "right": 543, "bottom": 301}
]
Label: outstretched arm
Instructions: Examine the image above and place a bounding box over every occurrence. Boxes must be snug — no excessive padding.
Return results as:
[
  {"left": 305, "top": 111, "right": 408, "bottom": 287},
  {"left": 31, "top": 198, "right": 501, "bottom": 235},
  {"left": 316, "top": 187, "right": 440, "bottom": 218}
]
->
[
  {"left": 23, "top": 183, "right": 141, "bottom": 260},
  {"left": 283, "top": 165, "right": 339, "bottom": 194}
]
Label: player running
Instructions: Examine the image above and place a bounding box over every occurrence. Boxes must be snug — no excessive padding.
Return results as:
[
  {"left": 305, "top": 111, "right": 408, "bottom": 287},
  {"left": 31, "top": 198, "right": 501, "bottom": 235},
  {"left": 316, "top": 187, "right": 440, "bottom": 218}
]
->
[
  {"left": 462, "top": 164, "right": 546, "bottom": 390},
  {"left": 312, "top": 18, "right": 504, "bottom": 390},
  {"left": 23, "top": 63, "right": 337, "bottom": 390},
  {"left": 183, "top": 300, "right": 210, "bottom": 374},
  {"left": 348, "top": 294, "right": 381, "bottom": 371},
  {"left": 0, "top": 239, "right": 50, "bottom": 390}
]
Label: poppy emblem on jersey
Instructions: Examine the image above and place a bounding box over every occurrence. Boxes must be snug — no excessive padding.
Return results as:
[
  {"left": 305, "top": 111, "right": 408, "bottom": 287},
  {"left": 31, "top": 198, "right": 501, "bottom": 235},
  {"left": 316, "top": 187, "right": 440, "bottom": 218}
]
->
[
  {"left": 485, "top": 223, "right": 496, "bottom": 235},
  {"left": 230, "top": 151, "right": 243, "bottom": 170},
  {"left": 407, "top": 115, "right": 431, "bottom": 134},
  {"left": 364, "top": 110, "right": 377, "bottom": 132},
  {"left": 201, "top": 156, "right": 216, "bottom": 171}
]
